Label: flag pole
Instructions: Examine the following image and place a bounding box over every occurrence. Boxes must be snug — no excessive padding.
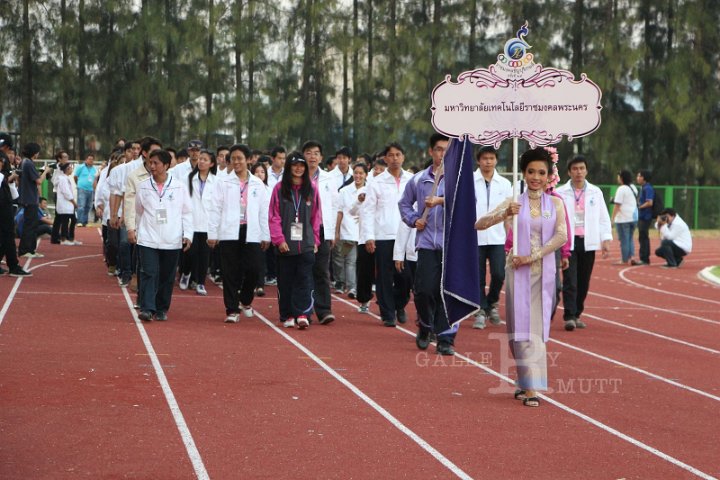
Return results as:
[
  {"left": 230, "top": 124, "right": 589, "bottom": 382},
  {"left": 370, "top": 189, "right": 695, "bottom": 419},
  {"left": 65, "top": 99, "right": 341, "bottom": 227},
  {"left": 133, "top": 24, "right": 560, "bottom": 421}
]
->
[{"left": 512, "top": 137, "right": 518, "bottom": 256}]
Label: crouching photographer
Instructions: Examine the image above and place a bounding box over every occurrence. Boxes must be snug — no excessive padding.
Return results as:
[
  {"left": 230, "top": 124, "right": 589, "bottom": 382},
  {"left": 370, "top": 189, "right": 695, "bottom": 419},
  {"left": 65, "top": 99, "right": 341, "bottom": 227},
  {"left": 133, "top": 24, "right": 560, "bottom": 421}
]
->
[{"left": 655, "top": 208, "right": 692, "bottom": 268}]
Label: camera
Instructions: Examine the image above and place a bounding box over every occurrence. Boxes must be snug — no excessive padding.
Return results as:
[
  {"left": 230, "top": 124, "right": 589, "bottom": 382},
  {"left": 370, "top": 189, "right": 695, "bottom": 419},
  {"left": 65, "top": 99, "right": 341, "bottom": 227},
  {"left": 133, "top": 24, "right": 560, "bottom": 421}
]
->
[{"left": 659, "top": 214, "right": 668, "bottom": 222}]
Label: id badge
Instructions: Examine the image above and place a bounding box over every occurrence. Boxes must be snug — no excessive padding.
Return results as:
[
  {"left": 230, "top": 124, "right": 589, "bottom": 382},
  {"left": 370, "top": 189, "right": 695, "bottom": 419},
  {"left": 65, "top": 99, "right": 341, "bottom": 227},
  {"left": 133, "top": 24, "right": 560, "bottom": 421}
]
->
[
  {"left": 574, "top": 211, "right": 584, "bottom": 228},
  {"left": 239, "top": 204, "right": 246, "bottom": 221},
  {"left": 290, "top": 222, "right": 303, "bottom": 241},
  {"left": 156, "top": 208, "right": 168, "bottom": 225}
]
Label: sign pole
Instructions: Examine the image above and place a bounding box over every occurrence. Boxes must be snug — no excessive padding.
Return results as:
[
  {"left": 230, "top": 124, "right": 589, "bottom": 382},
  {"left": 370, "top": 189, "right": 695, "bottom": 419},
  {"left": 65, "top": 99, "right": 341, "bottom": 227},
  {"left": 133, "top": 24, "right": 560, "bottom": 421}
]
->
[{"left": 512, "top": 137, "right": 518, "bottom": 256}]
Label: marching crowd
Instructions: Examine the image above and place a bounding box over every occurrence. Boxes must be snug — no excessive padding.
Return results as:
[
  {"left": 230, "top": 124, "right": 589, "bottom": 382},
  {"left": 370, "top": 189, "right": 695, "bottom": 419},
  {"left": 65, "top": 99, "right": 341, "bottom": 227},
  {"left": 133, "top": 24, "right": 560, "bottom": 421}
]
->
[{"left": 0, "top": 131, "right": 694, "bottom": 407}]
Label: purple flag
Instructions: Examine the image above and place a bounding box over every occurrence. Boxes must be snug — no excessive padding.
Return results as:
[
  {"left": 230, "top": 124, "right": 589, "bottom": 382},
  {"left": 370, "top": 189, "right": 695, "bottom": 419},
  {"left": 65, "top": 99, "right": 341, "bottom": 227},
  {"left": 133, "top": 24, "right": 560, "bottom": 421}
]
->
[{"left": 442, "top": 137, "right": 481, "bottom": 326}]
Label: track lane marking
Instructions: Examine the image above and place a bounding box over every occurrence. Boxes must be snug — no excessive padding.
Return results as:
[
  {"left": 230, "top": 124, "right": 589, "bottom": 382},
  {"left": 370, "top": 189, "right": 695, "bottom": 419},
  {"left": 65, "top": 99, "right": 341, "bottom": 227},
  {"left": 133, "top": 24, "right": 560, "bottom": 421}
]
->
[
  {"left": 618, "top": 267, "right": 720, "bottom": 306},
  {"left": 119, "top": 288, "right": 209, "bottom": 480},
  {"left": 330, "top": 295, "right": 717, "bottom": 480},
  {"left": 253, "top": 310, "right": 473, "bottom": 480}
]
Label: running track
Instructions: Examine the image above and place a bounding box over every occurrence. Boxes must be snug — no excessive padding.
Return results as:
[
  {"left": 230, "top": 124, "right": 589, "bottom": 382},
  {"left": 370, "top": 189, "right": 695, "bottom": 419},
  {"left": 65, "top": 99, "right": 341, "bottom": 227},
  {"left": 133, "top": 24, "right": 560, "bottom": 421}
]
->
[{"left": 1, "top": 229, "right": 718, "bottom": 479}]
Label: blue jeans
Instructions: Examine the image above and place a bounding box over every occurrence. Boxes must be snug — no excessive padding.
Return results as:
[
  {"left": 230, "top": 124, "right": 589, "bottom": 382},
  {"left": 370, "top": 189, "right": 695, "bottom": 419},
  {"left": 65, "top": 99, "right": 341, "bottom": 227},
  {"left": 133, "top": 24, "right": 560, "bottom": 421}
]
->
[
  {"left": 77, "top": 189, "right": 93, "bottom": 224},
  {"left": 138, "top": 246, "right": 180, "bottom": 314},
  {"left": 616, "top": 222, "right": 636, "bottom": 263}
]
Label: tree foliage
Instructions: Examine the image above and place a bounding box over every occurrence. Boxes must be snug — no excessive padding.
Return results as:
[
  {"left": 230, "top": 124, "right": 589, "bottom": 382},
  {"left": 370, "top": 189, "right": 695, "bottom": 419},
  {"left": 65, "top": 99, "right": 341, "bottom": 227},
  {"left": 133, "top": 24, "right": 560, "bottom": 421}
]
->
[{"left": 0, "top": 0, "right": 718, "bottom": 184}]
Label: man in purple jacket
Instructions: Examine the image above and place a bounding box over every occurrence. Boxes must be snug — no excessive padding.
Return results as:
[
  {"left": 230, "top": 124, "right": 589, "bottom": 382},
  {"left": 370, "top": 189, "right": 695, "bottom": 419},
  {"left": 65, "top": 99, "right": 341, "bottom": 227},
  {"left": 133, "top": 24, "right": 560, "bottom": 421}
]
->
[{"left": 398, "top": 133, "right": 455, "bottom": 356}]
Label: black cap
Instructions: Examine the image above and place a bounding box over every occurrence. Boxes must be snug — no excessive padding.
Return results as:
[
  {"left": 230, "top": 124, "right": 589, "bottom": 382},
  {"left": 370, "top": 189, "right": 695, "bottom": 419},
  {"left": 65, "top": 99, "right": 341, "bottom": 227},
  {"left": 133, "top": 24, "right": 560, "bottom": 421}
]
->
[
  {"left": 335, "top": 146, "right": 353, "bottom": 158},
  {"left": 0, "top": 133, "right": 12, "bottom": 149},
  {"left": 187, "top": 139, "right": 203, "bottom": 149},
  {"left": 287, "top": 153, "right": 307, "bottom": 165}
]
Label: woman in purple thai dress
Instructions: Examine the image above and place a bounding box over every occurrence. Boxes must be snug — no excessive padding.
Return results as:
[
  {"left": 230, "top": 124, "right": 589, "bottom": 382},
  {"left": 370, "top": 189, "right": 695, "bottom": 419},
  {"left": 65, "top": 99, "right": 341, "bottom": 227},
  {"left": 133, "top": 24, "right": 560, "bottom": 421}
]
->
[{"left": 475, "top": 147, "right": 567, "bottom": 407}]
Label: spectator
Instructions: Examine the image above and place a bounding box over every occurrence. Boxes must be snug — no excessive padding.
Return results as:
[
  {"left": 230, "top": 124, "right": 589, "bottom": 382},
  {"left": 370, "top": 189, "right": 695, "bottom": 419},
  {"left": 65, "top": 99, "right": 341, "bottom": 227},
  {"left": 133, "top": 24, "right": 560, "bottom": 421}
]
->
[
  {"left": 1, "top": 134, "right": 32, "bottom": 277},
  {"left": 655, "top": 208, "right": 692, "bottom": 268},
  {"left": 36, "top": 197, "right": 54, "bottom": 238},
  {"left": 611, "top": 170, "right": 638, "bottom": 265},
  {"left": 334, "top": 162, "right": 367, "bottom": 298},
  {"left": 18, "top": 142, "right": 52, "bottom": 258},
  {"left": 74, "top": 153, "right": 97, "bottom": 226},
  {"left": 635, "top": 170, "right": 655, "bottom": 265},
  {"left": 52, "top": 162, "right": 79, "bottom": 245}
]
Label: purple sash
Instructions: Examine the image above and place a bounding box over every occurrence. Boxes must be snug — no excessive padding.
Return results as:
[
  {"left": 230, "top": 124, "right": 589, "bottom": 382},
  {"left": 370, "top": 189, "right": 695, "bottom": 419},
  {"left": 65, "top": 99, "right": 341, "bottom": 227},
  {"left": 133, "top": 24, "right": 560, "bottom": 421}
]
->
[{"left": 512, "top": 191, "right": 557, "bottom": 342}]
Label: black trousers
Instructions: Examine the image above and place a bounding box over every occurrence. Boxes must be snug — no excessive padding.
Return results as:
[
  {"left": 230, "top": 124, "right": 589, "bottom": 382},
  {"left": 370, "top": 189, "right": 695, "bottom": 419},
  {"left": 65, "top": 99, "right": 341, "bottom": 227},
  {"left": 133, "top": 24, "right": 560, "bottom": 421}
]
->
[
  {"left": 415, "top": 249, "right": 455, "bottom": 344},
  {"left": 562, "top": 236, "right": 596, "bottom": 321},
  {"left": 182, "top": 232, "right": 210, "bottom": 286},
  {"left": 18, "top": 204, "right": 39, "bottom": 255},
  {"left": 277, "top": 251, "right": 315, "bottom": 320},
  {"left": 51, "top": 213, "right": 77, "bottom": 241},
  {"left": 478, "top": 244, "right": 506, "bottom": 310},
  {"left": 374, "top": 240, "right": 412, "bottom": 323},
  {"left": 356, "top": 244, "right": 375, "bottom": 304},
  {"left": 0, "top": 205, "right": 19, "bottom": 269},
  {"left": 219, "top": 225, "right": 261, "bottom": 314},
  {"left": 312, "top": 233, "right": 333, "bottom": 319},
  {"left": 655, "top": 239, "right": 687, "bottom": 266},
  {"left": 637, "top": 219, "right": 652, "bottom": 263}
]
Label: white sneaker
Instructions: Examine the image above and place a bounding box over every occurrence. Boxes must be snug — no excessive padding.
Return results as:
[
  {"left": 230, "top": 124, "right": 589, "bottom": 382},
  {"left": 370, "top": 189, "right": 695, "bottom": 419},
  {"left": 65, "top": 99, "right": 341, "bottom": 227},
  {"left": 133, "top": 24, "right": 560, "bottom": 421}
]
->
[
  {"left": 196, "top": 284, "right": 207, "bottom": 296},
  {"left": 224, "top": 313, "right": 240, "bottom": 323},
  {"left": 242, "top": 305, "right": 254, "bottom": 317},
  {"left": 488, "top": 305, "right": 501, "bottom": 325},
  {"left": 179, "top": 273, "right": 191, "bottom": 290},
  {"left": 472, "top": 312, "right": 487, "bottom": 329},
  {"left": 61, "top": 240, "right": 75, "bottom": 246},
  {"left": 73, "top": 240, "right": 83, "bottom": 245},
  {"left": 283, "top": 318, "right": 296, "bottom": 328},
  {"left": 32, "top": 252, "right": 45, "bottom": 258},
  {"left": 296, "top": 315, "right": 309, "bottom": 329}
]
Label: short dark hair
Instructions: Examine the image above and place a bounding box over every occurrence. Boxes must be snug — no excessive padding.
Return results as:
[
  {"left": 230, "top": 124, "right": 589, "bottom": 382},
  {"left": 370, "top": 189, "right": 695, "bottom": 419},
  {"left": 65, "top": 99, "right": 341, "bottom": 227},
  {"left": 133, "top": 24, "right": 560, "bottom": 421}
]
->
[
  {"left": 429, "top": 133, "right": 449, "bottom": 149},
  {"left": 384, "top": 142, "right": 405, "bottom": 155},
  {"left": 216, "top": 145, "right": 230, "bottom": 155},
  {"left": 141, "top": 136, "right": 162, "bottom": 154},
  {"left": 123, "top": 142, "right": 135, "bottom": 152},
  {"left": 567, "top": 155, "right": 587, "bottom": 172},
  {"left": 149, "top": 149, "right": 172, "bottom": 165},
  {"left": 520, "top": 147, "right": 551, "bottom": 173},
  {"left": 638, "top": 170, "right": 652, "bottom": 182},
  {"left": 21, "top": 142, "right": 41, "bottom": 158},
  {"left": 229, "top": 143, "right": 252, "bottom": 159},
  {"left": 476, "top": 146, "right": 497, "bottom": 160},
  {"left": 660, "top": 208, "right": 676, "bottom": 217},
  {"left": 54, "top": 150, "right": 67, "bottom": 161},
  {"left": 271, "top": 146, "right": 286, "bottom": 157},
  {"left": 352, "top": 162, "right": 369, "bottom": 174},
  {"left": 618, "top": 170, "right": 633, "bottom": 185},
  {"left": 40, "top": 196, "right": 48, "bottom": 203},
  {"left": 301, "top": 140, "right": 323, "bottom": 154}
]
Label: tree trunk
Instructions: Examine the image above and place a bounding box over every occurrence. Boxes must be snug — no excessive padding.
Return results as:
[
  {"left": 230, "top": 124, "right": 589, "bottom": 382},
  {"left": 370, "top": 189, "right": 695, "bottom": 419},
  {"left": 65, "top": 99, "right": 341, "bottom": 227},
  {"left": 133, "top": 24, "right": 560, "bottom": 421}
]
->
[
  {"left": 571, "top": 0, "right": 584, "bottom": 152},
  {"left": 468, "top": 0, "right": 477, "bottom": 69},
  {"left": 248, "top": 0, "right": 256, "bottom": 142},
  {"left": 21, "top": 0, "right": 33, "bottom": 137},
  {"left": 205, "top": 0, "right": 215, "bottom": 145},
  {"left": 342, "top": 40, "right": 349, "bottom": 144},
  {"left": 234, "top": 0, "right": 244, "bottom": 142},
  {"left": 366, "top": 0, "right": 373, "bottom": 140},
  {"left": 429, "top": 0, "right": 441, "bottom": 93},
  {"left": 388, "top": 0, "right": 397, "bottom": 103},
  {"left": 61, "top": 0, "right": 71, "bottom": 151},
  {"left": 352, "top": 0, "right": 359, "bottom": 153},
  {"left": 78, "top": 0, "right": 86, "bottom": 156}
]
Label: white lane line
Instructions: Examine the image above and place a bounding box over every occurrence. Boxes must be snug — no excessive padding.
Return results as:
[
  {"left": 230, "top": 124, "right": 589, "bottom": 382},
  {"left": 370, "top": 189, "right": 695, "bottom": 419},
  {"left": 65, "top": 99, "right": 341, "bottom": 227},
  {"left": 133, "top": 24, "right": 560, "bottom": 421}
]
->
[
  {"left": 253, "top": 310, "right": 473, "bottom": 480},
  {"left": 619, "top": 267, "right": 720, "bottom": 306},
  {"left": 0, "top": 265, "right": 30, "bottom": 328},
  {"left": 548, "top": 338, "right": 720, "bottom": 402},
  {"left": 19, "top": 291, "right": 125, "bottom": 297},
  {"left": 330, "top": 294, "right": 718, "bottom": 480},
  {"left": 570, "top": 311, "right": 720, "bottom": 355},
  {"left": 28, "top": 254, "right": 103, "bottom": 271},
  {"left": 588, "top": 291, "right": 720, "bottom": 326},
  {"left": 119, "top": 288, "right": 209, "bottom": 480}
]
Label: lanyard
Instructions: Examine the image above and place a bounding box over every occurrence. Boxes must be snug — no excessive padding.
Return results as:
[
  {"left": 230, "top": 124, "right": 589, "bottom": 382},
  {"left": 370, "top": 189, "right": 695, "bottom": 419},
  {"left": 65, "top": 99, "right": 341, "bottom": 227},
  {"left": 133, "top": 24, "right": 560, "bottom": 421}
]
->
[
  {"left": 150, "top": 176, "right": 172, "bottom": 202},
  {"left": 574, "top": 182, "right": 586, "bottom": 206},
  {"left": 292, "top": 189, "right": 302, "bottom": 222}
]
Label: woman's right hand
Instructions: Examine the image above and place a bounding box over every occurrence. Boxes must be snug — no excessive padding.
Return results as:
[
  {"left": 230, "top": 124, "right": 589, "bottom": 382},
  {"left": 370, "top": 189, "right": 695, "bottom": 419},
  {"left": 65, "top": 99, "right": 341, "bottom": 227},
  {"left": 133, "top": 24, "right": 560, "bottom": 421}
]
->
[
  {"left": 506, "top": 202, "right": 521, "bottom": 217},
  {"left": 278, "top": 242, "right": 290, "bottom": 253}
]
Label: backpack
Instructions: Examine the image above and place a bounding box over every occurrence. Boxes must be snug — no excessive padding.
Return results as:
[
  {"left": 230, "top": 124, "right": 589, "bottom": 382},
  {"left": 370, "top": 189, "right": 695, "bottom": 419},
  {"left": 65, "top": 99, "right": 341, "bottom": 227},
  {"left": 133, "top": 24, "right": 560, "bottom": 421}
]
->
[{"left": 651, "top": 188, "right": 664, "bottom": 218}]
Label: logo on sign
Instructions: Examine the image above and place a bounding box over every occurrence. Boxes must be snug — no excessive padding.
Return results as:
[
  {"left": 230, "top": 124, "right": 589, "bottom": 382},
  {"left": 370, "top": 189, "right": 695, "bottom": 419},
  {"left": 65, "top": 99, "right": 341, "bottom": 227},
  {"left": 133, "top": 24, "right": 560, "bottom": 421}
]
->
[{"left": 500, "top": 22, "right": 533, "bottom": 68}]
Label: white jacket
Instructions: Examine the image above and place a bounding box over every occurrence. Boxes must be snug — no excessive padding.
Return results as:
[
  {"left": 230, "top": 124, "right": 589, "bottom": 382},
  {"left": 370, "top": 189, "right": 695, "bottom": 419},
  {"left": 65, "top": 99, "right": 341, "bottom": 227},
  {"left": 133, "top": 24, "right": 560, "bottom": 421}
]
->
[
  {"left": 208, "top": 172, "right": 270, "bottom": 243},
  {"left": 557, "top": 180, "right": 613, "bottom": 251},
  {"left": 313, "top": 169, "right": 338, "bottom": 240},
  {"left": 337, "top": 183, "right": 362, "bottom": 242},
  {"left": 183, "top": 172, "right": 220, "bottom": 233},
  {"left": 656, "top": 214, "right": 692, "bottom": 253},
  {"left": 392, "top": 221, "right": 418, "bottom": 262},
  {"left": 360, "top": 169, "right": 414, "bottom": 243},
  {"left": 55, "top": 174, "right": 76, "bottom": 215},
  {"left": 474, "top": 169, "right": 512, "bottom": 246},
  {"left": 135, "top": 173, "right": 193, "bottom": 250}
]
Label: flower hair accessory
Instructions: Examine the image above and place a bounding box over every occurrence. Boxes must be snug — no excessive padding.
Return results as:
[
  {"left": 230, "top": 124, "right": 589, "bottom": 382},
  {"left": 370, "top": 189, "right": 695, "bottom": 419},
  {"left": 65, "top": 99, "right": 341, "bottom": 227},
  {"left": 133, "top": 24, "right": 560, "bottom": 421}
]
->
[{"left": 544, "top": 146, "right": 559, "bottom": 190}]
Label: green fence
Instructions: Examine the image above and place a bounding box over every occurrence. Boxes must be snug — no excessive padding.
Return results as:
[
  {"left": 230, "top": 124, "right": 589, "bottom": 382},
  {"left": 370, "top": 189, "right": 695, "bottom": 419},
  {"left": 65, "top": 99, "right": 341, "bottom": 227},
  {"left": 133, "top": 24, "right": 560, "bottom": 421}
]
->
[{"left": 600, "top": 185, "right": 720, "bottom": 230}]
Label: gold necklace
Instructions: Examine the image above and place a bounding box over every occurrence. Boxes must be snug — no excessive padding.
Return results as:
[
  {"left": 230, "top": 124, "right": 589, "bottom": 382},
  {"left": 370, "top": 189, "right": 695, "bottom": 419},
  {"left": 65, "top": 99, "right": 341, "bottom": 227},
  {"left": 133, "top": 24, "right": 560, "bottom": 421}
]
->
[{"left": 528, "top": 190, "right": 542, "bottom": 217}]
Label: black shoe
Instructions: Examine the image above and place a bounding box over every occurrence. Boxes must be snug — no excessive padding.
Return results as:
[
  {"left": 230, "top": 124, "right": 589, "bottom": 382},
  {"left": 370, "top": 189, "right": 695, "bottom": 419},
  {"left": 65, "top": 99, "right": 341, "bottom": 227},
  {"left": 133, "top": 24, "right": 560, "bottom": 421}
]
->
[
  {"left": 0, "top": 266, "right": 6, "bottom": 275},
  {"left": 119, "top": 275, "right": 132, "bottom": 287},
  {"left": 319, "top": 313, "right": 336, "bottom": 325},
  {"left": 256, "top": 287, "right": 266, "bottom": 297},
  {"left": 677, "top": 258, "right": 684, "bottom": 267},
  {"left": 415, "top": 330, "right": 430, "bottom": 350},
  {"left": 154, "top": 311, "right": 168, "bottom": 321},
  {"left": 436, "top": 342, "right": 455, "bottom": 356},
  {"left": 9, "top": 267, "right": 33, "bottom": 277},
  {"left": 396, "top": 309, "right": 407, "bottom": 324},
  {"left": 383, "top": 320, "right": 397, "bottom": 327},
  {"left": 138, "top": 311, "right": 153, "bottom": 322}
]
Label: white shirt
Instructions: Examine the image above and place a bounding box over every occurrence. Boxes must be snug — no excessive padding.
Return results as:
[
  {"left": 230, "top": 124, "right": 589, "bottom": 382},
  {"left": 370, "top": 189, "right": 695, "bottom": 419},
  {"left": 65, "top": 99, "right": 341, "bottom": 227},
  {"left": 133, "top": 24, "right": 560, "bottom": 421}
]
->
[
  {"left": 614, "top": 184, "right": 638, "bottom": 223},
  {"left": 557, "top": 180, "right": 613, "bottom": 251},
  {"left": 135, "top": 173, "right": 194, "bottom": 250},
  {"left": 656, "top": 215, "right": 692, "bottom": 253},
  {"left": 360, "top": 169, "right": 414, "bottom": 243},
  {"left": 337, "top": 183, "right": 362, "bottom": 242},
  {"left": 267, "top": 167, "right": 284, "bottom": 192},
  {"left": 330, "top": 166, "right": 353, "bottom": 192},
  {"left": 55, "top": 174, "right": 76, "bottom": 215},
  {"left": 311, "top": 168, "right": 339, "bottom": 240},
  {"left": 208, "top": 172, "right": 270, "bottom": 243},
  {"left": 183, "top": 172, "right": 220, "bottom": 233},
  {"left": 474, "top": 169, "right": 512, "bottom": 246}
]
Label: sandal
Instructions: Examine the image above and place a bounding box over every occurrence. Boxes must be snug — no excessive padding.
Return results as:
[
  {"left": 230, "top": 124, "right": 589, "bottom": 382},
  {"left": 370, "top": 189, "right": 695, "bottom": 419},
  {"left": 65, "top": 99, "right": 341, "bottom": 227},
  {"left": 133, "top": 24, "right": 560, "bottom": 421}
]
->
[
  {"left": 514, "top": 389, "right": 527, "bottom": 400},
  {"left": 523, "top": 397, "right": 540, "bottom": 407}
]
